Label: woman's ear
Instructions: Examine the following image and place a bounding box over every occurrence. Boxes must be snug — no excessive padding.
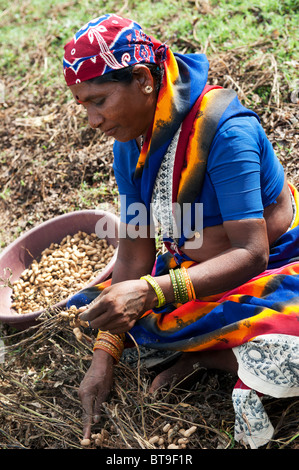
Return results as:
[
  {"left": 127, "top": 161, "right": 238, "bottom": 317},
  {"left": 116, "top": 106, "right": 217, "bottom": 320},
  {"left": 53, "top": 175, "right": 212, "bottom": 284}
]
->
[{"left": 132, "top": 64, "right": 155, "bottom": 95}]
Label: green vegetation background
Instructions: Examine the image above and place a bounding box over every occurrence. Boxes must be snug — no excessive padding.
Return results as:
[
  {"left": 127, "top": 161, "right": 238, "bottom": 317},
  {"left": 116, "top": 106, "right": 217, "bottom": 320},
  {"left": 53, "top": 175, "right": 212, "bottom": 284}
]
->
[{"left": 1, "top": 0, "right": 298, "bottom": 99}]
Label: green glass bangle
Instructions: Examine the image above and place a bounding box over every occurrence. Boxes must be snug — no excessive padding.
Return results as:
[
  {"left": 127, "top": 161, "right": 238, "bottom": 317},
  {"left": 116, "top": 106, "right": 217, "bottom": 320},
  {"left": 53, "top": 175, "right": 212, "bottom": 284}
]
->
[
  {"left": 169, "top": 269, "right": 180, "bottom": 303},
  {"left": 174, "top": 268, "right": 189, "bottom": 304},
  {"left": 141, "top": 275, "right": 166, "bottom": 308}
]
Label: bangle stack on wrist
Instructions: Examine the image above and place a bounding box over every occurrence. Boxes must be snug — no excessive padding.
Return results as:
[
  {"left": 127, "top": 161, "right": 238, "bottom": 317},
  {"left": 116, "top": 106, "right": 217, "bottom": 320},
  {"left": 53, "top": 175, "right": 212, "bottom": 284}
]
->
[
  {"left": 140, "top": 274, "right": 166, "bottom": 308},
  {"left": 141, "top": 267, "right": 196, "bottom": 309},
  {"left": 169, "top": 267, "right": 196, "bottom": 304},
  {"left": 93, "top": 330, "right": 125, "bottom": 363}
]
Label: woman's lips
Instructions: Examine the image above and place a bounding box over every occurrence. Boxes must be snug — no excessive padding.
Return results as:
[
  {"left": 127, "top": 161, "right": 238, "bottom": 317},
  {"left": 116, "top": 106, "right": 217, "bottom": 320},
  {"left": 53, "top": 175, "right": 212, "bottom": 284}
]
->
[{"left": 103, "top": 126, "right": 117, "bottom": 136}]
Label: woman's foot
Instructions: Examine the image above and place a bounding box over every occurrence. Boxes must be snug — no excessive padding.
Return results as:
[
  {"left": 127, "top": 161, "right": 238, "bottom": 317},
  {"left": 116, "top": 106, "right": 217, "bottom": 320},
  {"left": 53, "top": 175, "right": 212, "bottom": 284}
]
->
[{"left": 149, "top": 349, "right": 238, "bottom": 393}]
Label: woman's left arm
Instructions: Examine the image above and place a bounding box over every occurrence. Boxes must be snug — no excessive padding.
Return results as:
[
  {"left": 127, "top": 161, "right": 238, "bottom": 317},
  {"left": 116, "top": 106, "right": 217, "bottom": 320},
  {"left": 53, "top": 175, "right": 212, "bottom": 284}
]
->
[
  {"left": 145, "top": 217, "right": 269, "bottom": 305},
  {"left": 186, "top": 217, "right": 269, "bottom": 298}
]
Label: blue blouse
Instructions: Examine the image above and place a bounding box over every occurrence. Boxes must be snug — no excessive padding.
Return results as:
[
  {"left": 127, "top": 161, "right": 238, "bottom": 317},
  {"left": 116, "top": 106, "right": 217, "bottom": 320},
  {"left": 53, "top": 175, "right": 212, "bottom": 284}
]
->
[{"left": 113, "top": 115, "right": 285, "bottom": 228}]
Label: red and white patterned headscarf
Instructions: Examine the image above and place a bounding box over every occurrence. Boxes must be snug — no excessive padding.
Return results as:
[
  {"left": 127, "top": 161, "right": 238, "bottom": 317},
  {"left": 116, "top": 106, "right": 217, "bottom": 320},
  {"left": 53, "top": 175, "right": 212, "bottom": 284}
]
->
[{"left": 63, "top": 13, "right": 168, "bottom": 86}]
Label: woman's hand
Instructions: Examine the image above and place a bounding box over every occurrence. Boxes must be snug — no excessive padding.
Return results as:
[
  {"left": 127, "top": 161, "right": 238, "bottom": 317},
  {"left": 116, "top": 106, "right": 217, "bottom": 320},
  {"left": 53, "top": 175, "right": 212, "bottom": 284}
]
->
[
  {"left": 78, "top": 349, "right": 114, "bottom": 440},
  {"left": 79, "top": 279, "right": 155, "bottom": 334}
]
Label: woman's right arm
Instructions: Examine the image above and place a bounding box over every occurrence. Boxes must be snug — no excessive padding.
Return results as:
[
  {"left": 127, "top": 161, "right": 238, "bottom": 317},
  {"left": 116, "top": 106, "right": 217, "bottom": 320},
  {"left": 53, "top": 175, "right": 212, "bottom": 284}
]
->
[
  {"left": 111, "top": 222, "right": 157, "bottom": 284},
  {"left": 78, "top": 223, "right": 156, "bottom": 439}
]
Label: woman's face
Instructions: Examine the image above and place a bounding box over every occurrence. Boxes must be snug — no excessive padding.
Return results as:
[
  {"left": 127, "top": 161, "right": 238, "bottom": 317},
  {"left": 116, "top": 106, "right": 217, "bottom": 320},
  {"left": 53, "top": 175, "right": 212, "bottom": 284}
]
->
[{"left": 69, "top": 66, "right": 157, "bottom": 142}]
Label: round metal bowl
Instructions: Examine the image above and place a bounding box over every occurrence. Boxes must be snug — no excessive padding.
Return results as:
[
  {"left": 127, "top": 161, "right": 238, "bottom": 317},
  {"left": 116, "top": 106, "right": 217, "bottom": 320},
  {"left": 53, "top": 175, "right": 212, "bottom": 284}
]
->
[{"left": 0, "top": 210, "right": 119, "bottom": 330}]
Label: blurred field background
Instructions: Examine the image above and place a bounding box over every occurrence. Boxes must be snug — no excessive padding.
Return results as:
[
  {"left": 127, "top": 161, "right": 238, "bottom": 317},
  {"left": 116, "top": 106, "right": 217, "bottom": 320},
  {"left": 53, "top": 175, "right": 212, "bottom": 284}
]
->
[{"left": 0, "top": 0, "right": 298, "bottom": 450}]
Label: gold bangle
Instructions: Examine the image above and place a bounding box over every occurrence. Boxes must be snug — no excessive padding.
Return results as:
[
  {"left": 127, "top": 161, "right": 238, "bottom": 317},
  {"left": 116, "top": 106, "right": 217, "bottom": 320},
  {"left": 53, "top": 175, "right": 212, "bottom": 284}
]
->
[
  {"left": 140, "top": 275, "right": 166, "bottom": 308},
  {"left": 181, "top": 266, "right": 196, "bottom": 301},
  {"left": 93, "top": 330, "right": 125, "bottom": 363},
  {"left": 93, "top": 340, "right": 123, "bottom": 363},
  {"left": 96, "top": 330, "right": 125, "bottom": 345}
]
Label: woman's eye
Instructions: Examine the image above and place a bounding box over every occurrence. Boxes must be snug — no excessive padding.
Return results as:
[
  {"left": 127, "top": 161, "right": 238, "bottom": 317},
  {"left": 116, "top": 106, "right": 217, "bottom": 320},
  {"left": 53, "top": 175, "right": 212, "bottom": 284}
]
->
[{"left": 95, "top": 98, "right": 105, "bottom": 107}]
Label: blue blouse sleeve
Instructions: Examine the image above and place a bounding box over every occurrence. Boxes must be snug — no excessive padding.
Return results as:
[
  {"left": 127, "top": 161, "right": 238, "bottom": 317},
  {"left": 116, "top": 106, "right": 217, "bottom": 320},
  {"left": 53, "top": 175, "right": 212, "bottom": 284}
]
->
[{"left": 207, "top": 119, "right": 265, "bottom": 221}]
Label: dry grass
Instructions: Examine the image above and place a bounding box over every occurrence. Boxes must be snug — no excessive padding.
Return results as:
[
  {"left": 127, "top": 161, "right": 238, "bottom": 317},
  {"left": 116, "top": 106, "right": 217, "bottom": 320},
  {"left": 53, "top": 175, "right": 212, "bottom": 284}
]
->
[{"left": 0, "top": 309, "right": 298, "bottom": 450}]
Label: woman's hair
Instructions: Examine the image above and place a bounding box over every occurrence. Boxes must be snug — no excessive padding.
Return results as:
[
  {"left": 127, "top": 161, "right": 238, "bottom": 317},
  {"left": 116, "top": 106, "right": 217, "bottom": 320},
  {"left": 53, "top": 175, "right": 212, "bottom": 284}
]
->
[{"left": 88, "top": 63, "right": 163, "bottom": 92}]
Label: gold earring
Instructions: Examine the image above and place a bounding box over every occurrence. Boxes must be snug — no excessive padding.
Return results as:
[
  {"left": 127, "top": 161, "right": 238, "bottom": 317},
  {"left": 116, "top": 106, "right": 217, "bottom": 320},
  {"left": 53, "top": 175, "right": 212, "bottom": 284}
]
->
[{"left": 145, "top": 85, "right": 153, "bottom": 94}]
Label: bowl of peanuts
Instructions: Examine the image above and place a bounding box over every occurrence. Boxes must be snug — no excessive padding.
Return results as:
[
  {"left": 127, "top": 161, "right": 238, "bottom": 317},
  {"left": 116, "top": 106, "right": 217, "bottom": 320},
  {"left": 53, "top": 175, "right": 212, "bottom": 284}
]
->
[{"left": 0, "top": 209, "right": 119, "bottom": 330}]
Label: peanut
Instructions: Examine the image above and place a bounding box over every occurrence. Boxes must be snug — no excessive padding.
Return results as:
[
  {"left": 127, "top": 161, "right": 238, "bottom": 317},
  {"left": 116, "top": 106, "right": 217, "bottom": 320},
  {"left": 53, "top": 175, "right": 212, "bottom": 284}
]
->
[
  {"left": 80, "top": 439, "right": 91, "bottom": 447},
  {"left": 162, "top": 423, "right": 171, "bottom": 433},
  {"left": 178, "top": 437, "right": 189, "bottom": 445},
  {"left": 182, "top": 425, "right": 197, "bottom": 438},
  {"left": 167, "top": 443, "right": 180, "bottom": 449},
  {"left": 149, "top": 435, "right": 160, "bottom": 445},
  {"left": 73, "top": 327, "right": 83, "bottom": 341}
]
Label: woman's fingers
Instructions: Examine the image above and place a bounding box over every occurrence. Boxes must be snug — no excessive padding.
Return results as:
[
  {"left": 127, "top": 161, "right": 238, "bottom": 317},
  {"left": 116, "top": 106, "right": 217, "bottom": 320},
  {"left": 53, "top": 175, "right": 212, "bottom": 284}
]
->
[
  {"left": 79, "top": 296, "right": 107, "bottom": 322},
  {"left": 93, "top": 396, "right": 102, "bottom": 425},
  {"left": 80, "top": 393, "right": 94, "bottom": 440},
  {"left": 78, "top": 351, "right": 115, "bottom": 439},
  {"left": 79, "top": 294, "right": 124, "bottom": 330},
  {"left": 89, "top": 315, "right": 126, "bottom": 333}
]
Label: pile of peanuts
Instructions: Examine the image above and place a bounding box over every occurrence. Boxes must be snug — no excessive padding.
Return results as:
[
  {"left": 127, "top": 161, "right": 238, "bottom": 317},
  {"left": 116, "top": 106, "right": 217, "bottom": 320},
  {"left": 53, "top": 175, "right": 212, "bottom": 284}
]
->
[
  {"left": 11, "top": 231, "right": 115, "bottom": 314},
  {"left": 80, "top": 429, "right": 109, "bottom": 447},
  {"left": 79, "top": 423, "right": 197, "bottom": 448},
  {"left": 148, "top": 423, "right": 197, "bottom": 449},
  {"left": 58, "top": 305, "right": 91, "bottom": 342}
]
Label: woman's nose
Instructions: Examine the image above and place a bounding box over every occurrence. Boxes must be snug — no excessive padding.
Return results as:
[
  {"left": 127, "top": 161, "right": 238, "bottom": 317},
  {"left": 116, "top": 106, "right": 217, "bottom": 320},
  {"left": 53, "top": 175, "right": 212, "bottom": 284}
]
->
[{"left": 87, "top": 108, "right": 104, "bottom": 129}]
